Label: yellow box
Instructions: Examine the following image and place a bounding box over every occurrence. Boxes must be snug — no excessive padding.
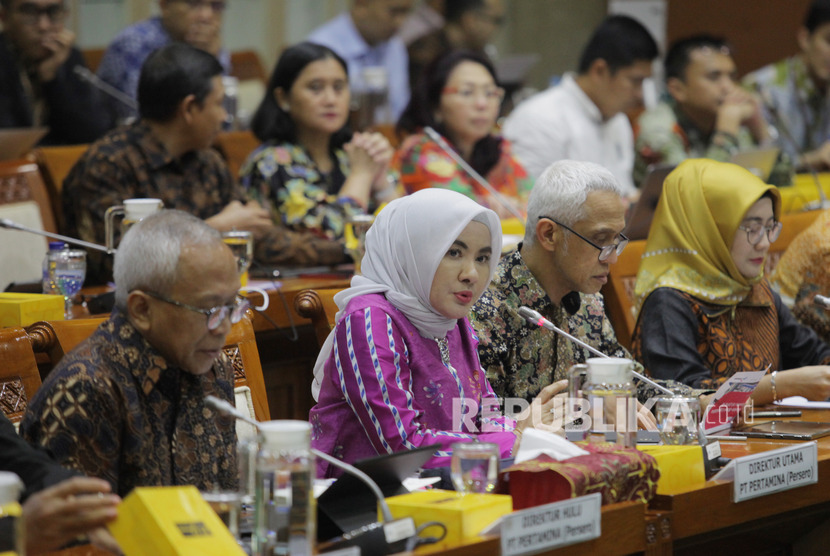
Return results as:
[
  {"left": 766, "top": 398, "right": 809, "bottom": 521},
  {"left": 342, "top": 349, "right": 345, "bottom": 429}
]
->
[
  {"left": 0, "top": 293, "right": 64, "bottom": 327},
  {"left": 637, "top": 445, "right": 705, "bottom": 494},
  {"left": 383, "top": 489, "right": 512, "bottom": 552},
  {"left": 108, "top": 486, "right": 245, "bottom": 556}
]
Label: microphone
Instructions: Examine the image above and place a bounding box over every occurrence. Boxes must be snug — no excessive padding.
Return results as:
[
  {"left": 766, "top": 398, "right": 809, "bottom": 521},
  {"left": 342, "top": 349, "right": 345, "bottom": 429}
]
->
[
  {"left": 814, "top": 295, "right": 830, "bottom": 310},
  {"left": 423, "top": 126, "right": 525, "bottom": 220},
  {"left": 0, "top": 218, "right": 113, "bottom": 253},
  {"left": 517, "top": 306, "right": 675, "bottom": 396},
  {"left": 752, "top": 83, "right": 830, "bottom": 210},
  {"left": 204, "top": 396, "right": 423, "bottom": 555},
  {"left": 73, "top": 65, "right": 139, "bottom": 113}
]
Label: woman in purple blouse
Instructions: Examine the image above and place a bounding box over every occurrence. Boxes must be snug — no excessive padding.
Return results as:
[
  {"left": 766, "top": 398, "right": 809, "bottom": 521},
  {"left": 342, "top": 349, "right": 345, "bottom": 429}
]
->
[{"left": 309, "top": 189, "right": 564, "bottom": 477}]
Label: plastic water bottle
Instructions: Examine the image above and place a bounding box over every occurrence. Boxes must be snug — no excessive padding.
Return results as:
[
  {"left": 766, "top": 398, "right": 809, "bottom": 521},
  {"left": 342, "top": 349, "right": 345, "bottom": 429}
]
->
[
  {"left": 42, "top": 241, "right": 67, "bottom": 294},
  {"left": 0, "top": 472, "right": 24, "bottom": 555},
  {"left": 253, "top": 420, "right": 315, "bottom": 556}
]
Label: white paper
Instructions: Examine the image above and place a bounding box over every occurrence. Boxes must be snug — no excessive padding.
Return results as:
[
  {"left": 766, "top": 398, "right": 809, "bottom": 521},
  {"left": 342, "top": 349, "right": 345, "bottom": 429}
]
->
[
  {"left": 775, "top": 396, "right": 830, "bottom": 409},
  {"left": 702, "top": 370, "right": 766, "bottom": 434}
]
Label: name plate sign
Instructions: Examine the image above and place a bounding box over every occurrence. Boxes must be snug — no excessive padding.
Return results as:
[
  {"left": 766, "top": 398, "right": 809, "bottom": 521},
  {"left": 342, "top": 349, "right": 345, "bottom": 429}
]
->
[
  {"left": 500, "top": 493, "right": 601, "bottom": 556},
  {"left": 734, "top": 442, "right": 818, "bottom": 502}
]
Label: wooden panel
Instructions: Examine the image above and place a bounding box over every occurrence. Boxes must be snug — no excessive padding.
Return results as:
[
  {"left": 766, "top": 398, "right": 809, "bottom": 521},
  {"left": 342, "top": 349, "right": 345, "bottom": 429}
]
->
[{"left": 666, "top": 1, "right": 812, "bottom": 75}]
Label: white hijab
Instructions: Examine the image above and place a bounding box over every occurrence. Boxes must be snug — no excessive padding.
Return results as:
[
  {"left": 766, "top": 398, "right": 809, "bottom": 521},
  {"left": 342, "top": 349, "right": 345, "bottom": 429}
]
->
[{"left": 312, "top": 189, "right": 502, "bottom": 400}]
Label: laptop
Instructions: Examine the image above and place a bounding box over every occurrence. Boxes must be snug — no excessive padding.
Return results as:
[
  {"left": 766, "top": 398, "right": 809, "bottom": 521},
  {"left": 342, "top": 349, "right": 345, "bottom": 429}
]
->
[
  {"left": 0, "top": 127, "right": 48, "bottom": 160},
  {"left": 730, "top": 147, "right": 780, "bottom": 181},
  {"left": 316, "top": 444, "right": 439, "bottom": 541}
]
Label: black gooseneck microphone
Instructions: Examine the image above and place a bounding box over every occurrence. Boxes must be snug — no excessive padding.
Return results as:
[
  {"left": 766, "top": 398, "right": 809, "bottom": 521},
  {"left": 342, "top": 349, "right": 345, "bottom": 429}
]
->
[
  {"left": 814, "top": 295, "right": 830, "bottom": 310},
  {"left": 0, "top": 218, "right": 113, "bottom": 253},
  {"left": 73, "top": 65, "right": 139, "bottom": 114}
]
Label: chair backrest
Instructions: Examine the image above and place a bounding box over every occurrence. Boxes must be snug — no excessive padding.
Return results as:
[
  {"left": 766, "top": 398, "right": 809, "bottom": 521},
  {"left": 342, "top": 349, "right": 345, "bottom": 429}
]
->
[
  {"left": 294, "top": 288, "right": 341, "bottom": 349},
  {"left": 25, "top": 313, "right": 271, "bottom": 422},
  {"left": 601, "top": 239, "right": 646, "bottom": 351},
  {"left": 31, "top": 144, "right": 88, "bottom": 232},
  {"left": 230, "top": 50, "right": 267, "bottom": 82},
  {"left": 0, "top": 327, "right": 42, "bottom": 424},
  {"left": 82, "top": 48, "right": 106, "bottom": 73},
  {"left": 0, "top": 159, "right": 57, "bottom": 233},
  {"left": 213, "top": 130, "right": 260, "bottom": 179}
]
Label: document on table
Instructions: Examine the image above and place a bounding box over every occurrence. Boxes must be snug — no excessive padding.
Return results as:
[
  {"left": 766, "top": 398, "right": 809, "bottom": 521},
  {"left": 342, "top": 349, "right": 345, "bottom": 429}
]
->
[{"left": 703, "top": 370, "right": 766, "bottom": 434}]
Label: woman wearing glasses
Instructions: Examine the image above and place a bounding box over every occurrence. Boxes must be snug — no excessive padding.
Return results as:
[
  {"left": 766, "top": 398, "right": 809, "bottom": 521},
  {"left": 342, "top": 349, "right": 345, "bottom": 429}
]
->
[
  {"left": 631, "top": 159, "right": 830, "bottom": 404},
  {"left": 394, "top": 50, "right": 532, "bottom": 219}
]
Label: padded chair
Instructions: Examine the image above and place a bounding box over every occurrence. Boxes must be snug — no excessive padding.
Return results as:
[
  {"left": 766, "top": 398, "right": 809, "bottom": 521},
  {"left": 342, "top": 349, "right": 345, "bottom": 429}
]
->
[
  {"left": 213, "top": 130, "right": 260, "bottom": 179},
  {"left": 25, "top": 313, "right": 271, "bottom": 425},
  {"left": 0, "top": 327, "right": 42, "bottom": 426},
  {"left": 601, "top": 239, "right": 647, "bottom": 352},
  {"left": 0, "top": 159, "right": 59, "bottom": 290},
  {"left": 293, "top": 288, "right": 341, "bottom": 349},
  {"left": 230, "top": 50, "right": 267, "bottom": 82},
  {"left": 81, "top": 48, "right": 106, "bottom": 73},
  {"left": 765, "top": 208, "right": 823, "bottom": 275},
  {"left": 31, "top": 144, "right": 88, "bottom": 231}
]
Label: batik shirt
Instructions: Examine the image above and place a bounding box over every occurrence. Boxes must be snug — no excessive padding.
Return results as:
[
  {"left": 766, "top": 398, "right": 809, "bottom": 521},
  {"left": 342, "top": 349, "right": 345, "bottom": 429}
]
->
[
  {"left": 62, "top": 121, "right": 347, "bottom": 284},
  {"left": 310, "top": 293, "right": 516, "bottom": 478},
  {"left": 241, "top": 141, "right": 400, "bottom": 241},
  {"left": 743, "top": 55, "right": 830, "bottom": 164},
  {"left": 633, "top": 98, "right": 758, "bottom": 186},
  {"left": 20, "top": 309, "right": 238, "bottom": 497},
  {"left": 394, "top": 133, "right": 532, "bottom": 214},
  {"left": 632, "top": 282, "right": 830, "bottom": 389},
  {"left": 771, "top": 209, "right": 830, "bottom": 344},
  {"left": 471, "top": 248, "right": 628, "bottom": 402}
]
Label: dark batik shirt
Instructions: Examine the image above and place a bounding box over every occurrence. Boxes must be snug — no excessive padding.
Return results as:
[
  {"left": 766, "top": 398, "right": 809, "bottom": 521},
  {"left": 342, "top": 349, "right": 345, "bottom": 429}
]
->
[
  {"left": 632, "top": 282, "right": 830, "bottom": 390},
  {"left": 470, "top": 248, "right": 628, "bottom": 402},
  {"left": 20, "top": 309, "right": 238, "bottom": 498},
  {"left": 61, "top": 121, "right": 347, "bottom": 283}
]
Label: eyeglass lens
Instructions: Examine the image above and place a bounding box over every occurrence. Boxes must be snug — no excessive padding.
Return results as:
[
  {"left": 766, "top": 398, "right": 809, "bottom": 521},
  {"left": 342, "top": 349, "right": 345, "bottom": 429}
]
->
[{"left": 17, "top": 3, "right": 66, "bottom": 23}]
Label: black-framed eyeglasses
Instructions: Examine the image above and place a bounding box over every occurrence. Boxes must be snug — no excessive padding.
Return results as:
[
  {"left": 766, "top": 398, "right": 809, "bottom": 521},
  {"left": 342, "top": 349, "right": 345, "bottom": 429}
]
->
[
  {"left": 177, "top": 0, "right": 226, "bottom": 12},
  {"left": 737, "top": 220, "right": 782, "bottom": 246},
  {"left": 144, "top": 291, "right": 249, "bottom": 331},
  {"left": 539, "top": 216, "right": 629, "bottom": 262},
  {"left": 15, "top": 2, "right": 66, "bottom": 25}
]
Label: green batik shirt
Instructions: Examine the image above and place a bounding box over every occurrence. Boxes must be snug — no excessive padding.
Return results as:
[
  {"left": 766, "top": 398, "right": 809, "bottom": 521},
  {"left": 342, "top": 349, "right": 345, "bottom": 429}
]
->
[{"left": 470, "top": 248, "right": 628, "bottom": 402}]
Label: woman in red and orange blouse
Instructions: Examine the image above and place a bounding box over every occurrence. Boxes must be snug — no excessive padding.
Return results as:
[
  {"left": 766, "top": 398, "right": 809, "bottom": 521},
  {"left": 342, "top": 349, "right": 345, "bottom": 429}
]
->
[{"left": 394, "top": 50, "right": 532, "bottom": 219}]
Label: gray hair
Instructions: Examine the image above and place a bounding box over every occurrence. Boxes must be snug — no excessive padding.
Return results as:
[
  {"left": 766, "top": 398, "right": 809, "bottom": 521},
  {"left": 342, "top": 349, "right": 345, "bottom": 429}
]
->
[
  {"left": 523, "top": 160, "right": 623, "bottom": 247},
  {"left": 113, "top": 210, "right": 223, "bottom": 309}
]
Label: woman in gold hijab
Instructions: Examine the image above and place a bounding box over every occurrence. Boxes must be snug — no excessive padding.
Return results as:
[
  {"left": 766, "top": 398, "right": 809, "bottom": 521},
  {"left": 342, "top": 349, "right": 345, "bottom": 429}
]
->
[{"left": 631, "top": 159, "right": 830, "bottom": 404}]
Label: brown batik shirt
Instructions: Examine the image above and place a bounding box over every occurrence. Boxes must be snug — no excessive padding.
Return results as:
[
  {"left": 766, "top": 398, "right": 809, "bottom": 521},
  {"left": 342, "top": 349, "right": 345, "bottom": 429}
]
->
[{"left": 20, "top": 309, "right": 238, "bottom": 497}]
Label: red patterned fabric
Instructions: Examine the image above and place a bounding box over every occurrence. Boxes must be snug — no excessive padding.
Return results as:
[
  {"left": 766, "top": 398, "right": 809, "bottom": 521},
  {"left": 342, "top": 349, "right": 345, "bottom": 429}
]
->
[{"left": 499, "top": 442, "right": 660, "bottom": 510}]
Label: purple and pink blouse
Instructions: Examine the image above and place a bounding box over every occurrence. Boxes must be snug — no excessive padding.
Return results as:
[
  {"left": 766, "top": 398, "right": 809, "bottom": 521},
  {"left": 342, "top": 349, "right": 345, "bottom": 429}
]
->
[{"left": 309, "top": 293, "right": 517, "bottom": 478}]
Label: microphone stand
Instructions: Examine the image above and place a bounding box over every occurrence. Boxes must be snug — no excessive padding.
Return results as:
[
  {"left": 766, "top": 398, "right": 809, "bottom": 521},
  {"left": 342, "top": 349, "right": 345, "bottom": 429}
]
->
[
  {"left": 0, "top": 218, "right": 113, "bottom": 253},
  {"left": 423, "top": 126, "right": 525, "bottom": 220},
  {"left": 73, "top": 65, "right": 139, "bottom": 113},
  {"left": 517, "top": 306, "right": 676, "bottom": 396},
  {"left": 814, "top": 295, "right": 830, "bottom": 310}
]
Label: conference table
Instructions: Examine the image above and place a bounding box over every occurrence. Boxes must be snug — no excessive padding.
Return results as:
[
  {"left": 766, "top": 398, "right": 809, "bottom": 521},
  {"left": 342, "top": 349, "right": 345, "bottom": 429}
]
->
[{"left": 47, "top": 407, "right": 830, "bottom": 556}]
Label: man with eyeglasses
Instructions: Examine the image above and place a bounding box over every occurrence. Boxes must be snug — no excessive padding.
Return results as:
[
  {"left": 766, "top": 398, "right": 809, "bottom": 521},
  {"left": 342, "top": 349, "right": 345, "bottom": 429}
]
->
[
  {"left": 97, "top": 0, "right": 229, "bottom": 121},
  {"left": 22, "top": 210, "right": 243, "bottom": 498},
  {"left": 471, "top": 160, "right": 631, "bottom": 403},
  {"left": 0, "top": 0, "right": 111, "bottom": 144}
]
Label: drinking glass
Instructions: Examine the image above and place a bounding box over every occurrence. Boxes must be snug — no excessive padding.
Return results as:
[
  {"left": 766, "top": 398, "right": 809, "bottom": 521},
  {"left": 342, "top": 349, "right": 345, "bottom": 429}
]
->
[
  {"left": 345, "top": 214, "right": 374, "bottom": 274},
  {"left": 52, "top": 249, "right": 86, "bottom": 319},
  {"left": 222, "top": 230, "right": 253, "bottom": 285},
  {"left": 655, "top": 396, "right": 701, "bottom": 445},
  {"left": 450, "top": 442, "right": 499, "bottom": 494},
  {"left": 201, "top": 490, "right": 243, "bottom": 541}
]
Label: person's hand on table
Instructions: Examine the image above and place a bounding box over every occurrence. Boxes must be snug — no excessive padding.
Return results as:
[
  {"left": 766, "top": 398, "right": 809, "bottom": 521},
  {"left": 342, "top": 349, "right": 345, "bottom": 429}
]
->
[
  {"left": 23, "top": 476, "right": 121, "bottom": 555},
  {"left": 207, "top": 200, "right": 274, "bottom": 239},
  {"left": 513, "top": 380, "right": 569, "bottom": 447}
]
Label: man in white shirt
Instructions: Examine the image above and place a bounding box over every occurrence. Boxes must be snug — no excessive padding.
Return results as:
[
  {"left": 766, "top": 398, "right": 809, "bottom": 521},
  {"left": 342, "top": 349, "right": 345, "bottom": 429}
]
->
[{"left": 502, "top": 15, "right": 657, "bottom": 198}]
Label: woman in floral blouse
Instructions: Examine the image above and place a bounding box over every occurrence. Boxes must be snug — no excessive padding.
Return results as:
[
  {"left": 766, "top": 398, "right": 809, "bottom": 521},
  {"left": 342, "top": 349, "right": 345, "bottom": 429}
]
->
[
  {"left": 240, "top": 42, "right": 399, "bottom": 242},
  {"left": 394, "top": 50, "right": 532, "bottom": 219}
]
